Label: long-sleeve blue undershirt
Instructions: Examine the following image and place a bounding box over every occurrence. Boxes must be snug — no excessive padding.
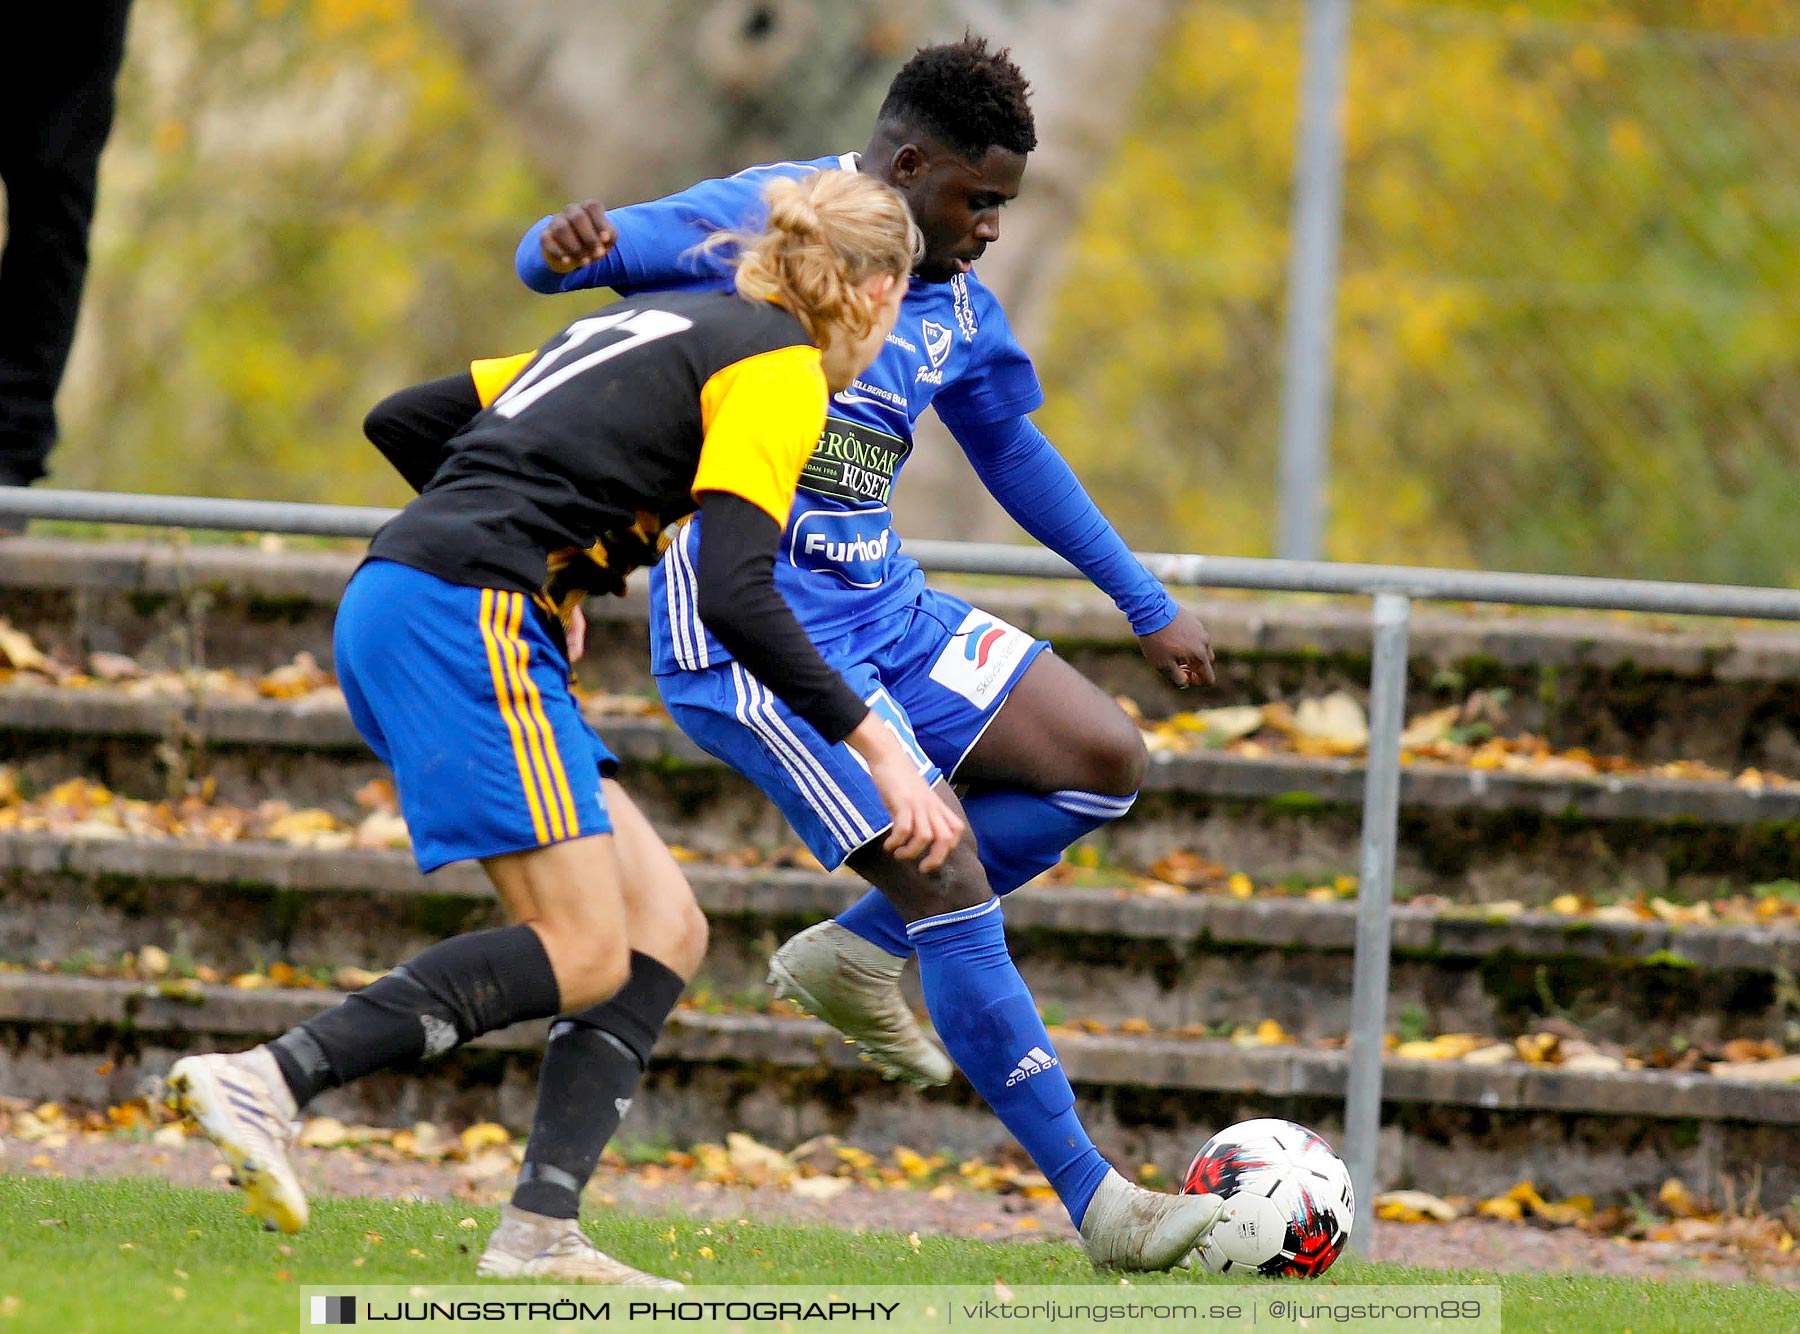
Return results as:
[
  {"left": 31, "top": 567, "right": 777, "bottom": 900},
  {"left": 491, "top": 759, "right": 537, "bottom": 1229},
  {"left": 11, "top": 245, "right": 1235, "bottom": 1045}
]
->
[
  {"left": 516, "top": 210, "right": 738, "bottom": 297},
  {"left": 948, "top": 413, "right": 1178, "bottom": 637}
]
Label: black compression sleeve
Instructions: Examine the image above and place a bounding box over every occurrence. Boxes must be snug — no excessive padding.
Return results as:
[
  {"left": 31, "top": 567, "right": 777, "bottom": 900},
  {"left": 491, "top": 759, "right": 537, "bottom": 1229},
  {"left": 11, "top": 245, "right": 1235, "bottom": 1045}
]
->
[
  {"left": 694, "top": 492, "right": 870, "bottom": 744},
  {"left": 363, "top": 372, "right": 484, "bottom": 493}
]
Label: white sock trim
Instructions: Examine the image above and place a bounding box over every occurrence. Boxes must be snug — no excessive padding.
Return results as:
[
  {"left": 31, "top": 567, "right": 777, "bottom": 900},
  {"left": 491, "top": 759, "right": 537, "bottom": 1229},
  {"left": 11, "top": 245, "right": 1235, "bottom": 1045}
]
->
[
  {"left": 1047, "top": 788, "right": 1138, "bottom": 819},
  {"left": 904, "top": 895, "right": 1001, "bottom": 939}
]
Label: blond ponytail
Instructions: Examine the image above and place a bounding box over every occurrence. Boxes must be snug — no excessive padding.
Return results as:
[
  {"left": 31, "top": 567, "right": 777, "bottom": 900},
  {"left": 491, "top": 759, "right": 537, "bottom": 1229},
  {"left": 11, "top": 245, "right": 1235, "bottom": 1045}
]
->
[{"left": 713, "top": 170, "right": 921, "bottom": 347}]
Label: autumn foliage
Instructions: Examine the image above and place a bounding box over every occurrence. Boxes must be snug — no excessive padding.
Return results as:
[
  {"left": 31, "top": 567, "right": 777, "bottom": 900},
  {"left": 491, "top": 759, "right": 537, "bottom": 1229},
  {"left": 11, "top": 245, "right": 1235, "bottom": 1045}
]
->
[{"left": 1039, "top": 0, "right": 1800, "bottom": 582}]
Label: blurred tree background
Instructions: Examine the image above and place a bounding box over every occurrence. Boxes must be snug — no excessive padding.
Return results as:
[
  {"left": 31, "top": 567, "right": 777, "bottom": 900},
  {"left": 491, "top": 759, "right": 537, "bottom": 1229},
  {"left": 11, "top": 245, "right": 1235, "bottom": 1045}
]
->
[
  {"left": 57, "top": 0, "right": 554, "bottom": 506},
  {"left": 1037, "top": 0, "right": 1800, "bottom": 581},
  {"left": 47, "top": 0, "right": 1800, "bottom": 584},
  {"left": 54, "top": 0, "right": 1172, "bottom": 511}
]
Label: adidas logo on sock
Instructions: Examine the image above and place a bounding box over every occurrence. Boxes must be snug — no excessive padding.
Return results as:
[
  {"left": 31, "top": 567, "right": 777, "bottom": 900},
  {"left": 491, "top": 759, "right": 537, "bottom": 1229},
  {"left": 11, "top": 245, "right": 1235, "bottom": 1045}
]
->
[{"left": 1004, "top": 1045, "right": 1060, "bottom": 1088}]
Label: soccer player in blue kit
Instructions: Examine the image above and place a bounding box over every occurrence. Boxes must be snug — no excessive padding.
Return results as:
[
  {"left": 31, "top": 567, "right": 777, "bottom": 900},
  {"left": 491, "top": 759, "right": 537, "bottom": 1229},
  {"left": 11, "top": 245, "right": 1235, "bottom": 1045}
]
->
[{"left": 380, "top": 36, "right": 1222, "bottom": 1271}]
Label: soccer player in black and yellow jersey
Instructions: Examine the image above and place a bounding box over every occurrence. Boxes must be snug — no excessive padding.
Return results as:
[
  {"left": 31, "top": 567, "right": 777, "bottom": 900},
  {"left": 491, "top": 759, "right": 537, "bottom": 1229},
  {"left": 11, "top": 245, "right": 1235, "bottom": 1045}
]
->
[{"left": 167, "top": 171, "right": 958, "bottom": 1286}]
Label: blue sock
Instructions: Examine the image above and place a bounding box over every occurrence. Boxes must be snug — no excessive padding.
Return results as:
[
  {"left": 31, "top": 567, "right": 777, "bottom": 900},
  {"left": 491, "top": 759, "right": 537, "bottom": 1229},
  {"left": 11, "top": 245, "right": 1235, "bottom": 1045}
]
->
[
  {"left": 963, "top": 787, "right": 1137, "bottom": 893},
  {"left": 835, "top": 787, "right": 1137, "bottom": 957},
  {"left": 908, "top": 897, "right": 1111, "bottom": 1226},
  {"left": 835, "top": 886, "right": 916, "bottom": 957}
]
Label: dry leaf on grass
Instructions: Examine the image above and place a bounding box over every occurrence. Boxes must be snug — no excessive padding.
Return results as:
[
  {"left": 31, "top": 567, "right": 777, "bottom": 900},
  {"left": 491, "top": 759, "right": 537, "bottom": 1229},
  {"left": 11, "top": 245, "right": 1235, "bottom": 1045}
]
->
[{"left": 1376, "top": 1190, "right": 1463, "bottom": 1223}]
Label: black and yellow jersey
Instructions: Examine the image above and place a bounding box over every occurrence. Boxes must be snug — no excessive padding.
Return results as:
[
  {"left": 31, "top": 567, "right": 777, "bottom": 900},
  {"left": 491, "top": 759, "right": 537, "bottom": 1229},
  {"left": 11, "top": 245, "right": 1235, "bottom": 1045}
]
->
[{"left": 368, "top": 290, "right": 827, "bottom": 618}]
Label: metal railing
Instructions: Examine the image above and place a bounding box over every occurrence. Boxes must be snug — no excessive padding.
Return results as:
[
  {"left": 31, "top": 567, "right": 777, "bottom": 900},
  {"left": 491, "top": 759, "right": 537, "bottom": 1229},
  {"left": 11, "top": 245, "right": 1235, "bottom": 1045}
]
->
[{"left": 9, "top": 486, "right": 1800, "bottom": 1251}]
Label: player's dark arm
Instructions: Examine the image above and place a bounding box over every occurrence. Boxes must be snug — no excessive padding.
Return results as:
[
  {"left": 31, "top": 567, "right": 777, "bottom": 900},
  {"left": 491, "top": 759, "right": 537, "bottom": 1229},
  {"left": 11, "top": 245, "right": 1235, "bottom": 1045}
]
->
[
  {"left": 363, "top": 372, "right": 482, "bottom": 493},
  {"left": 694, "top": 491, "right": 868, "bottom": 743}
]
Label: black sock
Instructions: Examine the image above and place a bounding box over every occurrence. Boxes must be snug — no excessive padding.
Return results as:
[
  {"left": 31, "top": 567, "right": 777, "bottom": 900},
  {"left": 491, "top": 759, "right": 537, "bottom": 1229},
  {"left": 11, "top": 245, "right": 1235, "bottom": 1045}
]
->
[
  {"left": 269, "top": 925, "right": 562, "bottom": 1107},
  {"left": 511, "top": 951, "right": 686, "bottom": 1220}
]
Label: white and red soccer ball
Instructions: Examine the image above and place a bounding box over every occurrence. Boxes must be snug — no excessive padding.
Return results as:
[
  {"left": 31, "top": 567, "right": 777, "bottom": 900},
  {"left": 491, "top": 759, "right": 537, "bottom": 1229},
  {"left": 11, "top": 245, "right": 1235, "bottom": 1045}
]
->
[{"left": 1181, "top": 1117, "right": 1355, "bottom": 1278}]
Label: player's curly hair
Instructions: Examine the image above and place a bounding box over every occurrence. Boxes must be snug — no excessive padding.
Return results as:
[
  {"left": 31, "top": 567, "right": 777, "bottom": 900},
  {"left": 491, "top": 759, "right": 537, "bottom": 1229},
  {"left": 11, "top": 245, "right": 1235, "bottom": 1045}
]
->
[
  {"left": 877, "top": 33, "right": 1037, "bottom": 160},
  {"left": 721, "top": 170, "right": 921, "bottom": 347}
]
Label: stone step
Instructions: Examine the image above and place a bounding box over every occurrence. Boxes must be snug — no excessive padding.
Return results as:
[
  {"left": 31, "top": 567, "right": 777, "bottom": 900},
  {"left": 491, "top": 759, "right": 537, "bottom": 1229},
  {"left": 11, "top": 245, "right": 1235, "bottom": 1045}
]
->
[
  {"left": 9, "top": 538, "right": 1800, "bottom": 769},
  {"left": 5, "top": 832, "right": 1795, "bottom": 1048},
  {"left": 4, "top": 971, "right": 1798, "bottom": 1206},
  {"left": 7, "top": 684, "right": 1800, "bottom": 905},
  {"left": 9, "top": 683, "right": 1798, "bottom": 825}
]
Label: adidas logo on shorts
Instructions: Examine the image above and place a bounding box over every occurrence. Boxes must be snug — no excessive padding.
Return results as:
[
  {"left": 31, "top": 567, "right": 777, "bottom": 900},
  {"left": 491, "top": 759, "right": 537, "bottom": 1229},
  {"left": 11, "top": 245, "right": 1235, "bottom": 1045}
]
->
[{"left": 1004, "top": 1045, "right": 1060, "bottom": 1088}]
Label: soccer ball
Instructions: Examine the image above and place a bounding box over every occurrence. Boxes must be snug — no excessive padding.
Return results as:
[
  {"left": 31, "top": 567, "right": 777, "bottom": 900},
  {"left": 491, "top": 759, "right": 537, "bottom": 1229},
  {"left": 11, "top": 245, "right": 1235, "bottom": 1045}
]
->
[{"left": 1181, "top": 1118, "right": 1354, "bottom": 1277}]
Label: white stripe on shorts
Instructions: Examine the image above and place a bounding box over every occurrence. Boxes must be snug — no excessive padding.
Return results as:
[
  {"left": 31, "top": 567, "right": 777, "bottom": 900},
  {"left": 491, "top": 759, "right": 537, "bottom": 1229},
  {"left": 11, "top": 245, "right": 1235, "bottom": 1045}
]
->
[
  {"left": 745, "top": 668, "right": 877, "bottom": 846},
  {"left": 666, "top": 522, "right": 708, "bottom": 670},
  {"left": 729, "top": 662, "right": 872, "bottom": 850}
]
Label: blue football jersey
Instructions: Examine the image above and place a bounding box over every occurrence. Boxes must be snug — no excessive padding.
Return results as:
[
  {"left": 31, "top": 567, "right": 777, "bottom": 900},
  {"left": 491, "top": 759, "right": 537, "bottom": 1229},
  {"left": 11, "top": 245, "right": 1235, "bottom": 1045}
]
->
[{"left": 543, "top": 154, "right": 1045, "bottom": 673}]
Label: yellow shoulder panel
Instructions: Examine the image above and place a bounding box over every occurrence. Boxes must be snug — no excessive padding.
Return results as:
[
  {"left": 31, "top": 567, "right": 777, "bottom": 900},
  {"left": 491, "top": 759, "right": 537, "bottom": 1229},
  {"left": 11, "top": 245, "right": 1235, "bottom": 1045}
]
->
[
  {"left": 469, "top": 351, "right": 536, "bottom": 409},
  {"left": 692, "top": 344, "right": 827, "bottom": 524}
]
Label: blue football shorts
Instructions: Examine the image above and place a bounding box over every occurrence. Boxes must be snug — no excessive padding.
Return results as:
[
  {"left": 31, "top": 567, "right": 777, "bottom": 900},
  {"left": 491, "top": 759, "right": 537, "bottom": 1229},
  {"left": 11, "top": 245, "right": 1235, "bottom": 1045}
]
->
[
  {"left": 657, "top": 586, "right": 1049, "bottom": 868},
  {"left": 335, "top": 559, "right": 616, "bottom": 873}
]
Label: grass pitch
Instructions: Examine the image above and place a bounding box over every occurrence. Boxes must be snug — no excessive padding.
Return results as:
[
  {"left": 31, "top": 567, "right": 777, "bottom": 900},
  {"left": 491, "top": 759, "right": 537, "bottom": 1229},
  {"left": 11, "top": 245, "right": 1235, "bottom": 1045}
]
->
[{"left": 1, "top": 1175, "right": 1795, "bottom": 1333}]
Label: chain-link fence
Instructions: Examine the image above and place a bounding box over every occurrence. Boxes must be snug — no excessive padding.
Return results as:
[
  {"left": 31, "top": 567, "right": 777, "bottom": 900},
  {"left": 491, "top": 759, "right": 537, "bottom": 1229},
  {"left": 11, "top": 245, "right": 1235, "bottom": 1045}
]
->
[{"left": 1037, "top": 0, "right": 1800, "bottom": 584}]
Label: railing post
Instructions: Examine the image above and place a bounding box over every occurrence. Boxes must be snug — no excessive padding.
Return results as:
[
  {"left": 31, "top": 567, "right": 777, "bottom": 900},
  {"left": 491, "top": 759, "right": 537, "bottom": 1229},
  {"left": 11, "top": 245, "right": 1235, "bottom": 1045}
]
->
[
  {"left": 1276, "top": 0, "right": 1353, "bottom": 561},
  {"left": 1344, "top": 591, "right": 1410, "bottom": 1253}
]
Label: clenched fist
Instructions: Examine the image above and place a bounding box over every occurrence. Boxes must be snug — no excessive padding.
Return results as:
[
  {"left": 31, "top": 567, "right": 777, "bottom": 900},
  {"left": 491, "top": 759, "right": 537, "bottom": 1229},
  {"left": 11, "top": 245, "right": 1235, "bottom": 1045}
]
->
[{"left": 540, "top": 201, "right": 618, "bottom": 274}]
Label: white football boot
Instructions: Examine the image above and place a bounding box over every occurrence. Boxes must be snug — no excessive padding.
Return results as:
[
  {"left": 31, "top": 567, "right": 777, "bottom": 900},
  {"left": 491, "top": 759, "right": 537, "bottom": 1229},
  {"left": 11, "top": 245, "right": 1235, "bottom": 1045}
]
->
[
  {"left": 1078, "top": 1169, "right": 1225, "bottom": 1271},
  {"left": 166, "top": 1048, "right": 308, "bottom": 1234},
  {"left": 767, "top": 920, "right": 954, "bottom": 1089},
  {"left": 477, "top": 1205, "right": 683, "bottom": 1287}
]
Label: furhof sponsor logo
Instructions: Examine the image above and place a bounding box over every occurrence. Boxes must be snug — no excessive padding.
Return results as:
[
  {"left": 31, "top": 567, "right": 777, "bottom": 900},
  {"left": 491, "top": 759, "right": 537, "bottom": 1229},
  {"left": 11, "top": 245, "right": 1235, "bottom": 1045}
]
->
[
  {"left": 915, "top": 318, "right": 953, "bottom": 384},
  {"left": 310, "top": 1295, "right": 357, "bottom": 1326},
  {"left": 928, "top": 609, "right": 1034, "bottom": 708},
  {"left": 789, "top": 509, "right": 895, "bottom": 588},
  {"left": 1005, "top": 1045, "right": 1060, "bottom": 1087}
]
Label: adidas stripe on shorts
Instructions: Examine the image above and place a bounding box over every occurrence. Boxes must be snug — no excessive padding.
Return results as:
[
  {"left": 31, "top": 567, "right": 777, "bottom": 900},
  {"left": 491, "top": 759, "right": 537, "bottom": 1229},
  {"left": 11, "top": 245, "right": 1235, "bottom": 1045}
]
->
[{"left": 335, "top": 559, "right": 616, "bottom": 873}]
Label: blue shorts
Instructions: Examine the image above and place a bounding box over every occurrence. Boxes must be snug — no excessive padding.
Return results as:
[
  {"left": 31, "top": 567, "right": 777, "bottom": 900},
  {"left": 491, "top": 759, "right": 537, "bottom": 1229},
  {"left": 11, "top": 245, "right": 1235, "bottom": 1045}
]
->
[
  {"left": 335, "top": 559, "right": 616, "bottom": 873},
  {"left": 657, "top": 587, "right": 1049, "bottom": 868}
]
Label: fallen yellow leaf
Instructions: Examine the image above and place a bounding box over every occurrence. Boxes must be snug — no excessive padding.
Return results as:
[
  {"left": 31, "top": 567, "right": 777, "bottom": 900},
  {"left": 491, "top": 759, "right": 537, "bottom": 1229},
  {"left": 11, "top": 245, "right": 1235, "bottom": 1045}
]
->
[
  {"left": 0, "top": 621, "right": 48, "bottom": 673},
  {"left": 1375, "top": 1190, "right": 1461, "bottom": 1223},
  {"left": 1659, "top": 1178, "right": 1702, "bottom": 1218},
  {"left": 1475, "top": 1196, "right": 1523, "bottom": 1222},
  {"left": 1399, "top": 706, "right": 1461, "bottom": 749},
  {"left": 460, "top": 1122, "right": 511, "bottom": 1154},
  {"left": 1515, "top": 1033, "right": 1561, "bottom": 1065}
]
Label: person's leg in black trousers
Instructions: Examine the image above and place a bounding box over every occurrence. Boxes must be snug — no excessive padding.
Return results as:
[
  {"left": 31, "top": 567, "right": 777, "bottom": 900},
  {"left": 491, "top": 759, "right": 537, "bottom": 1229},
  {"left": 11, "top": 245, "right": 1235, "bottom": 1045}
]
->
[{"left": 0, "top": 1, "right": 134, "bottom": 496}]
